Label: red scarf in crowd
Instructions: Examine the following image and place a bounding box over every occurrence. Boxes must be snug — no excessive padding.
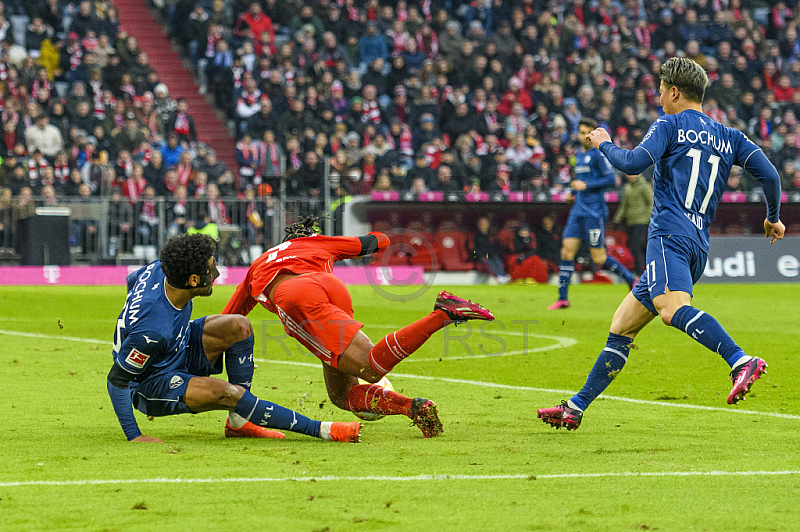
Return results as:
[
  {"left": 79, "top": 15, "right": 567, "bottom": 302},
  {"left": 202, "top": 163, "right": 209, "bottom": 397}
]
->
[
  {"left": 176, "top": 162, "right": 192, "bottom": 185},
  {"left": 207, "top": 200, "right": 228, "bottom": 223},
  {"left": 124, "top": 177, "right": 146, "bottom": 203},
  {"left": 28, "top": 158, "right": 47, "bottom": 182},
  {"left": 173, "top": 112, "right": 190, "bottom": 135},
  {"left": 54, "top": 163, "right": 70, "bottom": 184}
]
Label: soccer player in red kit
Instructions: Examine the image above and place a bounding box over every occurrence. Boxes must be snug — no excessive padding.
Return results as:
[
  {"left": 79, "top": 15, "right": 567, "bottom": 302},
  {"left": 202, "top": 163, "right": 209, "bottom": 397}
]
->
[{"left": 223, "top": 217, "right": 495, "bottom": 437}]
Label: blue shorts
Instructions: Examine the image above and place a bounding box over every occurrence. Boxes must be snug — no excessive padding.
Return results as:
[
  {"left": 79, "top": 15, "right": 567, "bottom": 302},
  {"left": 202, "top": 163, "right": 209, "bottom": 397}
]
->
[
  {"left": 131, "top": 317, "right": 223, "bottom": 417},
  {"left": 563, "top": 212, "right": 606, "bottom": 248},
  {"left": 632, "top": 235, "right": 707, "bottom": 315}
]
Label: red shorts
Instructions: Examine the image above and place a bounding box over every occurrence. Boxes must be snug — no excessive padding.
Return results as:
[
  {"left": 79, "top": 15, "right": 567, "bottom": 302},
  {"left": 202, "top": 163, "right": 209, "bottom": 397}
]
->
[{"left": 271, "top": 272, "right": 363, "bottom": 368}]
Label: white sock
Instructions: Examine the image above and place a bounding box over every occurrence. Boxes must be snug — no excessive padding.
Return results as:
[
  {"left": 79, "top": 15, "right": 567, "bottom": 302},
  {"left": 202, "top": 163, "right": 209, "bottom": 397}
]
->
[
  {"left": 319, "top": 421, "right": 333, "bottom": 441},
  {"left": 567, "top": 400, "right": 583, "bottom": 411},
  {"left": 227, "top": 412, "right": 247, "bottom": 429},
  {"left": 731, "top": 355, "right": 753, "bottom": 372}
]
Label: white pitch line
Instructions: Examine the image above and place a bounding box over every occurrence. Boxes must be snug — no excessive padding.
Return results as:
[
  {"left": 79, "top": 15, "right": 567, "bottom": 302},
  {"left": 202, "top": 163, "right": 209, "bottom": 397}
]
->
[
  {"left": 2, "top": 328, "right": 796, "bottom": 422},
  {"left": 3, "top": 469, "right": 800, "bottom": 488},
  {"left": 255, "top": 359, "right": 800, "bottom": 421},
  {"left": 0, "top": 329, "right": 107, "bottom": 345}
]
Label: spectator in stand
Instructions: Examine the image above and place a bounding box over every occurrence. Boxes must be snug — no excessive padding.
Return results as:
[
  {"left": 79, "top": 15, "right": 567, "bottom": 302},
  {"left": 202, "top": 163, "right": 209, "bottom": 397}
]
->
[
  {"left": 113, "top": 111, "right": 148, "bottom": 154},
  {"left": 166, "top": 98, "right": 197, "bottom": 144},
  {"left": 160, "top": 132, "right": 184, "bottom": 169},
  {"left": 25, "top": 114, "right": 63, "bottom": 158},
  {"left": 359, "top": 22, "right": 388, "bottom": 72},
  {"left": 612, "top": 174, "right": 653, "bottom": 275}
]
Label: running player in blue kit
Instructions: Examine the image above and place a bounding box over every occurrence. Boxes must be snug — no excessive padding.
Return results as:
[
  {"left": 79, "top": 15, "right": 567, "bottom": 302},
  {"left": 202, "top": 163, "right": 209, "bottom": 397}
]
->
[
  {"left": 549, "top": 118, "right": 636, "bottom": 310},
  {"left": 106, "top": 233, "right": 361, "bottom": 443},
  {"left": 538, "top": 58, "right": 785, "bottom": 430}
]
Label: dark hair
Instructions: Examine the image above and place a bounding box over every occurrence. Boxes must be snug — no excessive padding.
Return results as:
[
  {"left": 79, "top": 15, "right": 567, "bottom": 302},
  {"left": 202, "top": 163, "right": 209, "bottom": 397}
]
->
[
  {"left": 283, "top": 215, "right": 321, "bottom": 242},
  {"left": 579, "top": 117, "right": 598, "bottom": 129},
  {"left": 160, "top": 234, "right": 216, "bottom": 287},
  {"left": 659, "top": 57, "right": 708, "bottom": 103}
]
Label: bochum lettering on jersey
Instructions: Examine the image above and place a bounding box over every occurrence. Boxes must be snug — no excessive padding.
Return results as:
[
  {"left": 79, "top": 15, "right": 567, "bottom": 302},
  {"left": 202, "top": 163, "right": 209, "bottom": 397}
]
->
[
  {"left": 127, "top": 262, "right": 156, "bottom": 324},
  {"left": 677, "top": 128, "right": 733, "bottom": 154}
]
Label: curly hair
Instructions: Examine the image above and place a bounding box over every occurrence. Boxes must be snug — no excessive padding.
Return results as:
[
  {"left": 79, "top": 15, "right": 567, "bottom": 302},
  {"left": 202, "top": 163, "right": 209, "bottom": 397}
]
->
[
  {"left": 282, "top": 215, "right": 321, "bottom": 242},
  {"left": 160, "top": 234, "right": 216, "bottom": 287}
]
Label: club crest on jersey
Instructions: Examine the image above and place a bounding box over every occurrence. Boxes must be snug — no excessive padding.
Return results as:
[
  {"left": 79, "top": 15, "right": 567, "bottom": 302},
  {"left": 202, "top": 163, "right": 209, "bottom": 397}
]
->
[
  {"left": 125, "top": 348, "right": 149, "bottom": 369},
  {"left": 169, "top": 375, "right": 184, "bottom": 389}
]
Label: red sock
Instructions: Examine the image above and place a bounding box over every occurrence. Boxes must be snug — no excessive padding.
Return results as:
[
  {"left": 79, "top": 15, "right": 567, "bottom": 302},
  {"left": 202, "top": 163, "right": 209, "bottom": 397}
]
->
[
  {"left": 368, "top": 311, "right": 449, "bottom": 375},
  {"left": 345, "top": 384, "right": 413, "bottom": 417}
]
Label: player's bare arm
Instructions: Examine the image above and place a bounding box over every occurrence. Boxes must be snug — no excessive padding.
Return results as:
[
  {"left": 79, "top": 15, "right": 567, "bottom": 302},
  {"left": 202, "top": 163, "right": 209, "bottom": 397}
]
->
[
  {"left": 764, "top": 219, "right": 785, "bottom": 244},
  {"left": 570, "top": 180, "right": 587, "bottom": 191}
]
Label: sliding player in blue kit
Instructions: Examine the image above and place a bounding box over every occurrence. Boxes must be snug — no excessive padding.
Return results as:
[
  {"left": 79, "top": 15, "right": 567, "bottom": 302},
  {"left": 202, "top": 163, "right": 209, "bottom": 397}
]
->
[
  {"left": 548, "top": 118, "right": 636, "bottom": 310},
  {"left": 538, "top": 58, "right": 785, "bottom": 430},
  {"left": 106, "top": 233, "right": 361, "bottom": 443}
]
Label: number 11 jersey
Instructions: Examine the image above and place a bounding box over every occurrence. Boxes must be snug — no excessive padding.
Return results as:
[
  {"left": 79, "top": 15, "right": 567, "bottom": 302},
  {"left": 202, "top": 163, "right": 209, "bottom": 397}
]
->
[{"left": 636, "top": 109, "right": 762, "bottom": 250}]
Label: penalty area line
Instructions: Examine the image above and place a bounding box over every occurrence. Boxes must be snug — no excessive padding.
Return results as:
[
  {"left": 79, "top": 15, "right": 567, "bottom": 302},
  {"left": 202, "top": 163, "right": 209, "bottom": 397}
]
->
[{"left": 3, "top": 470, "right": 800, "bottom": 487}]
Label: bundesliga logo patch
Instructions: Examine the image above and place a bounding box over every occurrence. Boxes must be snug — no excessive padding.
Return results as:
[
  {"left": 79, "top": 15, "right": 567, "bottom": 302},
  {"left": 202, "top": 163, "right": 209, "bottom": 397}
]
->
[{"left": 125, "top": 348, "right": 149, "bottom": 369}]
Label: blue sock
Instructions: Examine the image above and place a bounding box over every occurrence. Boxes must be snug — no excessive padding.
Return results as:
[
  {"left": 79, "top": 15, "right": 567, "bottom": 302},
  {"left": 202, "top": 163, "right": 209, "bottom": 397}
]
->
[
  {"left": 670, "top": 306, "right": 748, "bottom": 368},
  {"left": 234, "top": 390, "right": 321, "bottom": 438},
  {"left": 570, "top": 333, "right": 632, "bottom": 411},
  {"left": 226, "top": 334, "right": 255, "bottom": 390},
  {"left": 603, "top": 257, "right": 635, "bottom": 287},
  {"left": 558, "top": 260, "right": 574, "bottom": 300}
]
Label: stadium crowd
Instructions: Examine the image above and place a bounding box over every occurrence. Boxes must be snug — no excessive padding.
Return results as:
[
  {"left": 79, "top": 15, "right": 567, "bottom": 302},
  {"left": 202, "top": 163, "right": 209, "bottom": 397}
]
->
[
  {"left": 0, "top": 0, "right": 799, "bottom": 256},
  {"left": 164, "top": 0, "right": 800, "bottom": 199}
]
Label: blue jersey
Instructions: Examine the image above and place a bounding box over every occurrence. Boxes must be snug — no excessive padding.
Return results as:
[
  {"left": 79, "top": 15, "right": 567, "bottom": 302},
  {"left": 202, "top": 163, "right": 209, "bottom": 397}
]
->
[
  {"left": 112, "top": 261, "right": 192, "bottom": 381},
  {"left": 635, "top": 110, "right": 762, "bottom": 249},
  {"left": 571, "top": 147, "right": 616, "bottom": 218}
]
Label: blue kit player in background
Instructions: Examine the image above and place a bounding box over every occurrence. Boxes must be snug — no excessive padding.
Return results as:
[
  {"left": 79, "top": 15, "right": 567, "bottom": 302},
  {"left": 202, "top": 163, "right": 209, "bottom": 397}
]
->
[
  {"left": 107, "top": 233, "right": 361, "bottom": 443},
  {"left": 549, "top": 117, "right": 636, "bottom": 310},
  {"left": 538, "top": 57, "right": 785, "bottom": 430}
]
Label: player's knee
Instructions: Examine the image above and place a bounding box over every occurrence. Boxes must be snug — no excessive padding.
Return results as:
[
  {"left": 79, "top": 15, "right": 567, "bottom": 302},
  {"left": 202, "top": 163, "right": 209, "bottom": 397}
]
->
[
  {"left": 220, "top": 384, "right": 244, "bottom": 406},
  {"left": 659, "top": 308, "right": 675, "bottom": 327},
  {"left": 232, "top": 316, "right": 253, "bottom": 341}
]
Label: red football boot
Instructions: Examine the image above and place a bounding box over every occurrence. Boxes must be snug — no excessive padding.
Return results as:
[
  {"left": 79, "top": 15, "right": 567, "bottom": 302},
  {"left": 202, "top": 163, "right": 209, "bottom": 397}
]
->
[
  {"left": 328, "top": 421, "right": 362, "bottom": 443},
  {"left": 224, "top": 420, "right": 286, "bottom": 439}
]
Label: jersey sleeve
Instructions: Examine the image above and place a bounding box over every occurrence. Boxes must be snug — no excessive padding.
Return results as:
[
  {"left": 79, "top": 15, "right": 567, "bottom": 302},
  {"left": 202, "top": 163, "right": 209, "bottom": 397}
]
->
[
  {"left": 734, "top": 130, "right": 782, "bottom": 223},
  {"left": 320, "top": 235, "right": 371, "bottom": 261},
  {"left": 115, "top": 332, "right": 165, "bottom": 376}
]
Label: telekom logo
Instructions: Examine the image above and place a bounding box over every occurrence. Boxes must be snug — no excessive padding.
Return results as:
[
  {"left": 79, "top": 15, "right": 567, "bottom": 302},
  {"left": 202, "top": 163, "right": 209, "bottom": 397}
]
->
[{"left": 43, "top": 266, "right": 61, "bottom": 284}]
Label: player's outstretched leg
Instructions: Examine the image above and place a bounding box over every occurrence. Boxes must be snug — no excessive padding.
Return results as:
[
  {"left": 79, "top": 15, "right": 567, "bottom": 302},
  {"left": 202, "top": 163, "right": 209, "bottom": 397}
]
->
[
  {"left": 366, "top": 291, "right": 494, "bottom": 376},
  {"left": 537, "top": 332, "right": 632, "bottom": 431},
  {"left": 233, "top": 389, "right": 361, "bottom": 442},
  {"left": 667, "top": 305, "right": 767, "bottom": 404}
]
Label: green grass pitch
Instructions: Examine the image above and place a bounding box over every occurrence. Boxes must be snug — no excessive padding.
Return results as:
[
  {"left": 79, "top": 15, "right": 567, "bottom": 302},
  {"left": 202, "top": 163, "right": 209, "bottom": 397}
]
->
[{"left": 1, "top": 283, "right": 799, "bottom": 531}]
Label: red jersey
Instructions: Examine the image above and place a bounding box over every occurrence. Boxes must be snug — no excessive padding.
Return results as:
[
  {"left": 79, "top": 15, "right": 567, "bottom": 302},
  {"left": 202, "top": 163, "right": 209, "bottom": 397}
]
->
[{"left": 239, "top": 232, "right": 389, "bottom": 309}]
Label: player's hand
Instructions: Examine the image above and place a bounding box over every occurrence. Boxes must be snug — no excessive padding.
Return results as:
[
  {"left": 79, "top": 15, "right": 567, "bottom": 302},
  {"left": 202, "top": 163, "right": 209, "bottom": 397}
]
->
[
  {"left": 764, "top": 219, "right": 785, "bottom": 244},
  {"left": 571, "top": 180, "right": 587, "bottom": 191},
  {"left": 131, "top": 435, "right": 164, "bottom": 443},
  {"left": 586, "top": 127, "right": 612, "bottom": 149}
]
